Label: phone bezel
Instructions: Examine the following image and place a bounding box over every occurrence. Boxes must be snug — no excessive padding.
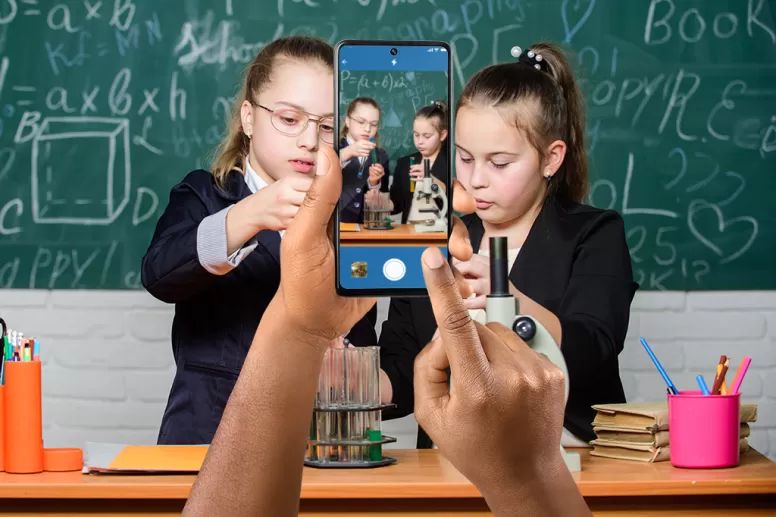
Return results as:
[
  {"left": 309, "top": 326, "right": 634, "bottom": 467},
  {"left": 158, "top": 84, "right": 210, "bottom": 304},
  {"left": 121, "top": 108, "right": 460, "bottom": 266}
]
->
[{"left": 333, "top": 39, "right": 453, "bottom": 298}]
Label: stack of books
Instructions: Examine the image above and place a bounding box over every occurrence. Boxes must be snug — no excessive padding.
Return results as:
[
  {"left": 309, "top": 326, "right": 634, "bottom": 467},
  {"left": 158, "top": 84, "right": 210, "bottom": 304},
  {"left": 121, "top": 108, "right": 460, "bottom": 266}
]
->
[{"left": 589, "top": 401, "right": 758, "bottom": 462}]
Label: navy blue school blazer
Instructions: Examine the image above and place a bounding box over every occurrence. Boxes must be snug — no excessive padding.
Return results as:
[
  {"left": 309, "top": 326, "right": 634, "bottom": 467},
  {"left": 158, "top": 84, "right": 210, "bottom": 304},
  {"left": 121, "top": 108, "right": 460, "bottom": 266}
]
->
[
  {"left": 141, "top": 168, "right": 378, "bottom": 445},
  {"left": 378, "top": 195, "right": 639, "bottom": 447},
  {"left": 389, "top": 151, "right": 449, "bottom": 224},
  {"left": 339, "top": 138, "right": 390, "bottom": 224}
]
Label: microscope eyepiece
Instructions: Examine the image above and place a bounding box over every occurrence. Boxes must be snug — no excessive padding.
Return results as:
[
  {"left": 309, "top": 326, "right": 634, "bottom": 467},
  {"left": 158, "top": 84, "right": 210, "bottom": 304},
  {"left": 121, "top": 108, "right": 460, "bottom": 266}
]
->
[{"left": 489, "top": 237, "right": 510, "bottom": 297}]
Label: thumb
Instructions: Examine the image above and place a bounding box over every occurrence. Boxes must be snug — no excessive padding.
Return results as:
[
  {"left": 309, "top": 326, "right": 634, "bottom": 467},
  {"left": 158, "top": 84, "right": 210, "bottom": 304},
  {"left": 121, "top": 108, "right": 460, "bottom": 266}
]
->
[
  {"left": 421, "top": 247, "right": 488, "bottom": 384},
  {"left": 452, "top": 179, "right": 476, "bottom": 214},
  {"left": 288, "top": 146, "right": 342, "bottom": 244}
]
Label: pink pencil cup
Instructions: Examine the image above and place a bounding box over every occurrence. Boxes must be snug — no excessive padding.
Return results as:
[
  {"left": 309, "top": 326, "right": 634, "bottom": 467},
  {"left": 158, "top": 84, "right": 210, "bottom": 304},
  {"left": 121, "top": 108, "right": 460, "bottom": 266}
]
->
[{"left": 668, "top": 390, "right": 740, "bottom": 469}]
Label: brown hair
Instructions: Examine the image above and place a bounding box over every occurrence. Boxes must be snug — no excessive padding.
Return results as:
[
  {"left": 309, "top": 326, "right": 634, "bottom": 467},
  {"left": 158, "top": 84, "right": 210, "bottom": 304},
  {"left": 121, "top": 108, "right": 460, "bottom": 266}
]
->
[
  {"left": 340, "top": 97, "right": 382, "bottom": 146},
  {"left": 210, "top": 36, "right": 334, "bottom": 188},
  {"left": 414, "top": 99, "right": 449, "bottom": 134},
  {"left": 456, "top": 41, "right": 588, "bottom": 203}
]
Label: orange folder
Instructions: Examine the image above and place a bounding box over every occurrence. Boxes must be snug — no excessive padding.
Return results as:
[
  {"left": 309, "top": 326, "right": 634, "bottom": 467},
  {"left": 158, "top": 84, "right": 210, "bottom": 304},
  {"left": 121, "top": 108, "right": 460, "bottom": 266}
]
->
[{"left": 85, "top": 444, "right": 209, "bottom": 474}]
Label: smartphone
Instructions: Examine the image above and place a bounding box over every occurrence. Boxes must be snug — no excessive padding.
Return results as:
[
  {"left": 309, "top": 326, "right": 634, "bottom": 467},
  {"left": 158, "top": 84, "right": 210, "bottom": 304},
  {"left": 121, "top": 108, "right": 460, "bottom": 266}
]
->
[{"left": 334, "top": 40, "right": 453, "bottom": 298}]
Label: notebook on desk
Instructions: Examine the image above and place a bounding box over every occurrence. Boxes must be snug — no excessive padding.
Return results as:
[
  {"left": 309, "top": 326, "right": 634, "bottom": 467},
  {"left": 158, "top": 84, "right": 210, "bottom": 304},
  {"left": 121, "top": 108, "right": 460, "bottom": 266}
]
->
[
  {"left": 592, "top": 401, "right": 758, "bottom": 431},
  {"left": 83, "top": 442, "right": 208, "bottom": 474}
]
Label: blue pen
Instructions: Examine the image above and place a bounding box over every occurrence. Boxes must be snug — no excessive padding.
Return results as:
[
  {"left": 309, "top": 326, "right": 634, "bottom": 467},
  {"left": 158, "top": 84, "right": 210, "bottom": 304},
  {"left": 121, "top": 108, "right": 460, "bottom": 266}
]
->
[
  {"left": 640, "top": 337, "right": 678, "bottom": 395},
  {"left": 696, "top": 375, "right": 711, "bottom": 395}
]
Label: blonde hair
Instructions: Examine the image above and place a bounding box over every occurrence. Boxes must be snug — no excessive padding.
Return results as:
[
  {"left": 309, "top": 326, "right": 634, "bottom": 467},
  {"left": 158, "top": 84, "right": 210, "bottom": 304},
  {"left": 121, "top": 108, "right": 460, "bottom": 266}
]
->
[
  {"left": 210, "top": 36, "right": 334, "bottom": 188},
  {"left": 339, "top": 97, "right": 382, "bottom": 147}
]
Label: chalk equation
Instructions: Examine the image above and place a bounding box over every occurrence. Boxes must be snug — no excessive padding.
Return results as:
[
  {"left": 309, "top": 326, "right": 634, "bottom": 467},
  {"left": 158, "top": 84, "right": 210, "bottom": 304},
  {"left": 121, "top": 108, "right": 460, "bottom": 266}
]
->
[{"left": 0, "top": 0, "right": 773, "bottom": 290}]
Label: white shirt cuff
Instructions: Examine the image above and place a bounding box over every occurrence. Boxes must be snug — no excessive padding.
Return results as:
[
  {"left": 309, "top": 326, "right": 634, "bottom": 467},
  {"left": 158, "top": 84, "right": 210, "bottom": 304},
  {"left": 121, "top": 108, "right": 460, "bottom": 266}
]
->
[{"left": 197, "top": 205, "right": 258, "bottom": 275}]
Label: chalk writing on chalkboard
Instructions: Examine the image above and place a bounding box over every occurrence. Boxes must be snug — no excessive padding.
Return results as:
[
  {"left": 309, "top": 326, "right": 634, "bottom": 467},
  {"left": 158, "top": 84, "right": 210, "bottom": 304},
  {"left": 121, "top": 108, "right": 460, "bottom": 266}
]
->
[{"left": 0, "top": 0, "right": 773, "bottom": 291}]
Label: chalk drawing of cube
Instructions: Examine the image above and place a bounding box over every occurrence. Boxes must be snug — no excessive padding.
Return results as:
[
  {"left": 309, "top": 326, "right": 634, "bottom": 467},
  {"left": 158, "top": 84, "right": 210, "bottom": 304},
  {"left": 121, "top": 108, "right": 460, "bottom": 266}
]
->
[{"left": 32, "top": 117, "right": 131, "bottom": 225}]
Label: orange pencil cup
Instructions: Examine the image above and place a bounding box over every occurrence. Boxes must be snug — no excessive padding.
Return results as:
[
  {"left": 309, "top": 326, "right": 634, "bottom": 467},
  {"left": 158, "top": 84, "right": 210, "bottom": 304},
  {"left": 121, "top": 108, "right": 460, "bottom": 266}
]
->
[{"left": 3, "top": 361, "right": 43, "bottom": 473}]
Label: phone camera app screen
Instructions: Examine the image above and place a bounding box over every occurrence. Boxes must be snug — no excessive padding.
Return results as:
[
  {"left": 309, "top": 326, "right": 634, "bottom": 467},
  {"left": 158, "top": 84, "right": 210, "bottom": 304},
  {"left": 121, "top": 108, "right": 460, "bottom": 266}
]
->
[{"left": 338, "top": 45, "right": 450, "bottom": 290}]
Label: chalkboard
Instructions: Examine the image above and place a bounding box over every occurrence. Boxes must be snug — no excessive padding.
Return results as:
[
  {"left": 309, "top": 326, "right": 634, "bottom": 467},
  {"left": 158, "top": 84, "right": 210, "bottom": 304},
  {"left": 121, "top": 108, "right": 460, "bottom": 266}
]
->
[
  {"left": 339, "top": 69, "right": 449, "bottom": 170},
  {"left": 0, "top": 0, "right": 774, "bottom": 291}
]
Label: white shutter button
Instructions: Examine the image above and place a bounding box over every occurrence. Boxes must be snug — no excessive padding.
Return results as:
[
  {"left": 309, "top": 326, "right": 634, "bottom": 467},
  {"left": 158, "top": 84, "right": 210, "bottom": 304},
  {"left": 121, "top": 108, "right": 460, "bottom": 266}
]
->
[{"left": 383, "top": 259, "right": 406, "bottom": 281}]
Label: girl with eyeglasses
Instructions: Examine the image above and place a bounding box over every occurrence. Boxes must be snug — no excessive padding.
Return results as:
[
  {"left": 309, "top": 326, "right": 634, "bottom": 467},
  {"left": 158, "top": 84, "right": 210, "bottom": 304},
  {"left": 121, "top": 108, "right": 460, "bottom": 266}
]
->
[
  {"left": 140, "top": 36, "right": 379, "bottom": 445},
  {"left": 338, "top": 97, "right": 391, "bottom": 223}
]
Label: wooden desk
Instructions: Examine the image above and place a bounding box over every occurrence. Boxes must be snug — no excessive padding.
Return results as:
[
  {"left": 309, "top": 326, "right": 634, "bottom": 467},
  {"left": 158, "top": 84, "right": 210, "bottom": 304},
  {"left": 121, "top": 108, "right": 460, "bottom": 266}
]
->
[
  {"left": 1, "top": 449, "right": 775, "bottom": 516},
  {"left": 340, "top": 223, "right": 446, "bottom": 247}
]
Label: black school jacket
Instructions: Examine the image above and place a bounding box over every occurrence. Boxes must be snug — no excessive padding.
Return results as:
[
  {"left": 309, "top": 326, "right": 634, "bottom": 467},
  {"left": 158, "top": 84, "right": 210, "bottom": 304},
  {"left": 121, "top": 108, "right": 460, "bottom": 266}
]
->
[
  {"left": 378, "top": 196, "right": 638, "bottom": 447},
  {"left": 141, "top": 168, "right": 378, "bottom": 445},
  {"left": 389, "top": 151, "right": 449, "bottom": 224},
  {"left": 339, "top": 137, "right": 390, "bottom": 224}
]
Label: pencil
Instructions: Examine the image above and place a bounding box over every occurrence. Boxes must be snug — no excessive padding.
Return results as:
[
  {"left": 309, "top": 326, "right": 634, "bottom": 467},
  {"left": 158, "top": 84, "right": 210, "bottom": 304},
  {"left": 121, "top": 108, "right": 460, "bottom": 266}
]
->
[
  {"left": 711, "top": 357, "right": 729, "bottom": 395},
  {"left": 730, "top": 357, "right": 752, "bottom": 395},
  {"left": 640, "top": 337, "right": 678, "bottom": 395}
]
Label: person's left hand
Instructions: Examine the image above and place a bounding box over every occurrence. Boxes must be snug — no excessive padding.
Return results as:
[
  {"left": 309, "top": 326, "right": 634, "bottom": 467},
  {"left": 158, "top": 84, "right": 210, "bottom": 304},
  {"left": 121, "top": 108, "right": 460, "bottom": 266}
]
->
[
  {"left": 368, "top": 163, "right": 384, "bottom": 186},
  {"left": 271, "top": 145, "right": 376, "bottom": 349},
  {"left": 453, "top": 254, "right": 490, "bottom": 310}
]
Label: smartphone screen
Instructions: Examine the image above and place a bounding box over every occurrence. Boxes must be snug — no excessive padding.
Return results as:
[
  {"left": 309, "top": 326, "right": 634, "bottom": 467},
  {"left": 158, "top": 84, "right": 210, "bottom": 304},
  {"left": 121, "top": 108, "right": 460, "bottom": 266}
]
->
[{"left": 334, "top": 40, "right": 452, "bottom": 298}]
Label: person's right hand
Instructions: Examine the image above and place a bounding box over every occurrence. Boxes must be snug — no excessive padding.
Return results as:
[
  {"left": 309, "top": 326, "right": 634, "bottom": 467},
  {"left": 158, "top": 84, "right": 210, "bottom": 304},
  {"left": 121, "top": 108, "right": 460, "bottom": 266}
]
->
[
  {"left": 251, "top": 175, "right": 314, "bottom": 232},
  {"left": 413, "top": 246, "right": 584, "bottom": 515},
  {"left": 342, "top": 139, "right": 375, "bottom": 161},
  {"left": 409, "top": 163, "right": 424, "bottom": 182}
]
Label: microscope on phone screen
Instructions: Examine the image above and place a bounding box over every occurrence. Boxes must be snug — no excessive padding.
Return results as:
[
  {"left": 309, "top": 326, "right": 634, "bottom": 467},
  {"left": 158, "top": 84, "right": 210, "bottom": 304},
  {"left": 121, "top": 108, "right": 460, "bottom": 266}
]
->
[
  {"left": 407, "top": 158, "right": 448, "bottom": 233},
  {"left": 485, "top": 236, "right": 582, "bottom": 473}
]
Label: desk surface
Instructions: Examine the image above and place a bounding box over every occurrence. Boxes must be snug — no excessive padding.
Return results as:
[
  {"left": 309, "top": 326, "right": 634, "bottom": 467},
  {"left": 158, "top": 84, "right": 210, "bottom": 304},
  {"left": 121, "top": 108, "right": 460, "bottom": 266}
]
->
[
  {"left": 340, "top": 223, "right": 446, "bottom": 242},
  {"left": 1, "top": 448, "right": 775, "bottom": 500}
]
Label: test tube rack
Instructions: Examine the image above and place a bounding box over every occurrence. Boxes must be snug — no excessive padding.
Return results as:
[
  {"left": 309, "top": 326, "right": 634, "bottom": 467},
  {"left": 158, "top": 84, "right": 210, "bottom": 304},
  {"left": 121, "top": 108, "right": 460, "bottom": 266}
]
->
[{"left": 305, "top": 346, "right": 397, "bottom": 468}]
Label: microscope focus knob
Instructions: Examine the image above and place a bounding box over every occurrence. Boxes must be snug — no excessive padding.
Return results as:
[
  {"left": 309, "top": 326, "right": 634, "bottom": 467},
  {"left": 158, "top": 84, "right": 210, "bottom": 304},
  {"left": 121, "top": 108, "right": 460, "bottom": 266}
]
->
[
  {"left": 512, "top": 316, "right": 536, "bottom": 341},
  {"left": 430, "top": 184, "right": 439, "bottom": 192}
]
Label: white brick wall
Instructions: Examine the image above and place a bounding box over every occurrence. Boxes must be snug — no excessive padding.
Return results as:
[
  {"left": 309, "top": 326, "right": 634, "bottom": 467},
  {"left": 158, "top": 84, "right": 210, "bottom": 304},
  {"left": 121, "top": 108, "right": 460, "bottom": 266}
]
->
[{"left": 0, "top": 290, "right": 774, "bottom": 461}]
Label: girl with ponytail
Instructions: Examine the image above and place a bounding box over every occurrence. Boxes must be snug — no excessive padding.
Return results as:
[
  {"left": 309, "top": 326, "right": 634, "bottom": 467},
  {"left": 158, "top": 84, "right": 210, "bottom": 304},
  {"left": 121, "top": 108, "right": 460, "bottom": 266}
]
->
[{"left": 378, "top": 42, "right": 638, "bottom": 449}]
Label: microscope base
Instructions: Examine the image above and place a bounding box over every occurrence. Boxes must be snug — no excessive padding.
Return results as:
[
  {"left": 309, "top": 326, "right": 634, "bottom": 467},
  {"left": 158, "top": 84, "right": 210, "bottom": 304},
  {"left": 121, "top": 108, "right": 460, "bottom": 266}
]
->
[{"left": 413, "top": 222, "right": 447, "bottom": 233}]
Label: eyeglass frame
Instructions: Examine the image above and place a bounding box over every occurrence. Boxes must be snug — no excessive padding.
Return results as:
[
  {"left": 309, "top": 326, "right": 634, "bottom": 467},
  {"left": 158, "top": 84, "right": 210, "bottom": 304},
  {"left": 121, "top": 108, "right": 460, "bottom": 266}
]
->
[
  {"left": 253, "top": 102, "right": 335, "bottom": 143},
  {"left": 347, "top": 115, "right": 379, "bottom": 130}
]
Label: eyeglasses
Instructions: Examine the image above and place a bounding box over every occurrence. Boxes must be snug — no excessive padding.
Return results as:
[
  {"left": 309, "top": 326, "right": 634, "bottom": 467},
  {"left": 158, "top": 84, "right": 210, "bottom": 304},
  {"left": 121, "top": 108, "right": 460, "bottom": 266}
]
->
[
  {"left": 255, "top": 103, "right": 335, "bottom": 144},
  {"left": 348, "top": 116, "right": 379, "bottom": 130}
]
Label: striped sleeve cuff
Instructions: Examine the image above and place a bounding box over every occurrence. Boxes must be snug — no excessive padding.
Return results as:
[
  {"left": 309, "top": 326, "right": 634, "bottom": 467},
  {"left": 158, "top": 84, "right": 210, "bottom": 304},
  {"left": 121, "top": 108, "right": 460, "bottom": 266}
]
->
[{"left": 197, "top": 205, "right": 258, "bottom": 275}]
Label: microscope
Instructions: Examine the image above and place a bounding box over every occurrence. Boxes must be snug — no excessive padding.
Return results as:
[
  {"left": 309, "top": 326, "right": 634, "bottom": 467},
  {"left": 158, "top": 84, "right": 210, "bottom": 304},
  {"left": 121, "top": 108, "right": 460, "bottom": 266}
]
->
[
  {"left": 407, "top": 158, "right": 448, "bottom": 233},
  {"left": 485, "top": 236, "right": 582, "bottom": 473}
]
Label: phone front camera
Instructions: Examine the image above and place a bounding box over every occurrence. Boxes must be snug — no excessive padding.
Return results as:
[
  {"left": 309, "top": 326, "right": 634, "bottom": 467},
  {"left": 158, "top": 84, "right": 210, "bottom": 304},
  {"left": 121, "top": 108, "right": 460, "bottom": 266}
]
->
[{"left": 390, "top": 48, "right": 398, "bottom": 56}]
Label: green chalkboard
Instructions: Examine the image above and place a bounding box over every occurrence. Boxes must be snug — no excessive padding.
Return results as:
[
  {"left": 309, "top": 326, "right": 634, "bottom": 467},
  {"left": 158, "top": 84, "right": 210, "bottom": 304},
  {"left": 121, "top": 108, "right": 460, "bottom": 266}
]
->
[
  {"left": 0, "top": 0, "right": 774, "bottom": 291},
  {"left": 339, "top": 69, "right": 449, "bottom": 171}
]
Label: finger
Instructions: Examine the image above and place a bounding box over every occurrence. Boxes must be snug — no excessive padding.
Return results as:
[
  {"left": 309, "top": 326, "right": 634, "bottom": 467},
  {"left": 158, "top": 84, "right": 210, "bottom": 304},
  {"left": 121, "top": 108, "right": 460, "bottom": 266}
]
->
[
  {"left": 448, "top": 216, "right": 472, "bottom": 262},
  {"left": 452, "top": 179, "right": 476, "bottom": 214},
  {"left": 288, "top": 176, "right": 314, "bottom": 192},
  {"left": 452, "top": 265, "right": 473, "bottom": 299},
  {"left": 469, "top": 255, "right": 490, "bottom": 276},
  {"left": 421, "top": 247, "right": 488, "bottom": 384},
  {"left": 462, "top": 294, "right": 486, "bottom": 311},
  {"left": 289, "top": 146, "right": 341, "bottom": 245},
  {"left": 485, "top": 322, "right": 528, "bottom": 356},
  {"left": 413, "top": 333, "right": 451, "bottom": 405},
  {"left": 287, "top": 189, "right": 308, "bottom": 207}
]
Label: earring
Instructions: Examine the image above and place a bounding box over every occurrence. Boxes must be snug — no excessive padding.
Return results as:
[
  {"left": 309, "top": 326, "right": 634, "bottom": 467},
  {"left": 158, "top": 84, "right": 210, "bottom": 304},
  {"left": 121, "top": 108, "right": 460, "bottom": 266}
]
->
[{"left": 545, "top": 173, "right": 552, "bottom": 181}]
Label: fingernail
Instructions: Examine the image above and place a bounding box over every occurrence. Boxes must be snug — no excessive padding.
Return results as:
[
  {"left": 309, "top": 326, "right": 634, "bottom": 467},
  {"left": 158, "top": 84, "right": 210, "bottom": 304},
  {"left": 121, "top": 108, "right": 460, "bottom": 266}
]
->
[
  {"left": 316, "top": 149, "right": 330, "bottom": 176},
  {"left": 423, "top": 248, "right": 445, "bottom": 269}
]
